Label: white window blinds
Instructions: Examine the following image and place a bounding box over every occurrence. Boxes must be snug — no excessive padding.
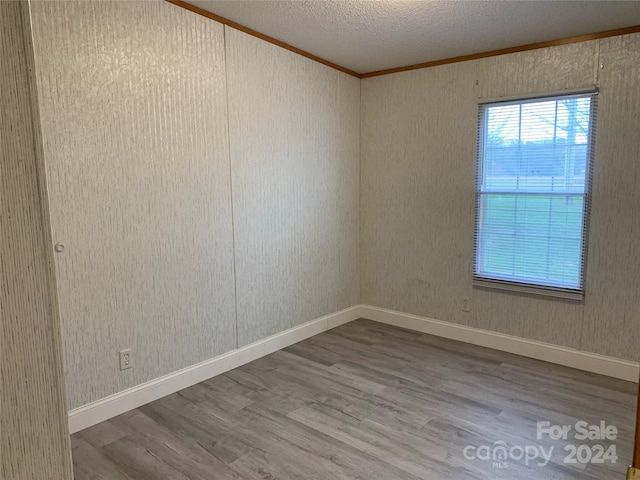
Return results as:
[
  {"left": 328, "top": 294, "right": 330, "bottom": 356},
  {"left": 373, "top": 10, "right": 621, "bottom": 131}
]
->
[{"left": 474, "top": 92, "right": 597, "bottom": 298}]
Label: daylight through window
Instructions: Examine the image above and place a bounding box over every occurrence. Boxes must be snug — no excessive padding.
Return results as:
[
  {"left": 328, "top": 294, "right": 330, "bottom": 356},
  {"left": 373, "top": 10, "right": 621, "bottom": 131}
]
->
[{"left": 474, "top": 92, "right": 597, "bottom": 297}]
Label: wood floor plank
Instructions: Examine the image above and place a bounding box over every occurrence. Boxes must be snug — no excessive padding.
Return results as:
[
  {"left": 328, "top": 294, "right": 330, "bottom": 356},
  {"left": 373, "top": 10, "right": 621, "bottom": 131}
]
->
[
  {"left": 101, "top": 436, "right": 193, "bottom": 480},
  {"left": 72, "top": 319, "right": 636, "bottom": 479},
  {"left": 139, "top": 397, "right": 258, "bottom": 465},
  {"left": 287, "top": 403, "right": 481, "bottom": 480},
  {"left": 108, "top": 409, "right": 244, "bottom": 479},
  {"left": 271, "top": 349, "right": 390, "bottom": 395},
  {"left": 77, "top": 419, "right": 127, "bottom": 449},
  {"left": 72, "top": 444, "right": 136, "bottom": 480},
  {"left": 236, "top": 402, "right": 425, "bottom": 480},
  {"left": 176, "top": 382, "right": 256, "bottom": 412},
  {"left": 229, "top": 450, "right": 313, "bottom": 480}
]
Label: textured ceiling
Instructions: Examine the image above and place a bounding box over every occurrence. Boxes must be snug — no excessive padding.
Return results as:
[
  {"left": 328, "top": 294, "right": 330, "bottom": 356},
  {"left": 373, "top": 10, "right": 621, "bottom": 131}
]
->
[{"left": 187, "top": 0, "right": 640, "bottom": 74}]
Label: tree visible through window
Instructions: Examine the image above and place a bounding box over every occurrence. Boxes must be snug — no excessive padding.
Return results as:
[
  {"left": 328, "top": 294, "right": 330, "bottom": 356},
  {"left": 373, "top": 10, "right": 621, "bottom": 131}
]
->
[{"left": 474, "top": 92, "right": 596, "bottom": 296}]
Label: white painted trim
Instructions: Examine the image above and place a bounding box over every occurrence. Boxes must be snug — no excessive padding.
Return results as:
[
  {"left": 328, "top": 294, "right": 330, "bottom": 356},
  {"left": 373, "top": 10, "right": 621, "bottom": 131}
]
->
[
  {"left": 68, "top": 305, "right": 361, "bottom": 434},
  {"left": 360, "top": 305, "right": 639, "bottom": 383},
  {"left": 70, "top": 303, "right": 638, "bottom": 433}
]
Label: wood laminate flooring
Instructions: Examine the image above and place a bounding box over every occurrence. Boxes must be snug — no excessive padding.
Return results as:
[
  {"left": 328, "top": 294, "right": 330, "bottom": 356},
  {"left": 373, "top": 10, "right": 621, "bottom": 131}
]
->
[{"left": 71, "top": 319, "right": 637, "bottom": 479}]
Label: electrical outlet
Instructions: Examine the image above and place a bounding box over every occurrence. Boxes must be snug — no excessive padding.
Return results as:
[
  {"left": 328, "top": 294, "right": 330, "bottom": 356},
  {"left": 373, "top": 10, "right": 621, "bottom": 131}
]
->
[
  {"left": 119, "top": 349, "right": 132, "bottom": 371},
  {"left": 461, "top": 296, "right": 471, "bottom": 312}
]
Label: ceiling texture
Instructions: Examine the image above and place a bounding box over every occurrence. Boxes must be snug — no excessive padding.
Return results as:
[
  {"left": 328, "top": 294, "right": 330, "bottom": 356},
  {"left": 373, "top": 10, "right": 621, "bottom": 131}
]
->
[{"left": 188, "top": 0, "right": 640, "bottom": 74}]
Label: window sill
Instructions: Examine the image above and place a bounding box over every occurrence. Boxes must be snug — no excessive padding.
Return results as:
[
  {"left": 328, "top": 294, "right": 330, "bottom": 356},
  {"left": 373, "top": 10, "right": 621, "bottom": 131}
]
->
[{"left": 472, "top": 278, "right": 584, "bottom": 301}]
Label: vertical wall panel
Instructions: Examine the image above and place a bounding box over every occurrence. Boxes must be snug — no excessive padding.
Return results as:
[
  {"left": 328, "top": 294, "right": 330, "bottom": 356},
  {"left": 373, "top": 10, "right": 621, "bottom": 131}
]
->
[
  {"left": 361, "top": 62, "right": 479, "bottom": 326},
  {"left": 361, "top": 36, "right": 640, "bottom": 356},
  {"left": 337, "top": 73, "right": 361, "bottom": 309},
  {"left": 30, "top": 0, "right": 236, "bottom": 409},
  {"left": 582, "top": 34, "right": 640, "bottom": 361},
  {"left": 226, "top": 27, "right": 360, "bottom": 346},
  {"left": 1, "top": 1, "right": 73, "bottom": 477}
]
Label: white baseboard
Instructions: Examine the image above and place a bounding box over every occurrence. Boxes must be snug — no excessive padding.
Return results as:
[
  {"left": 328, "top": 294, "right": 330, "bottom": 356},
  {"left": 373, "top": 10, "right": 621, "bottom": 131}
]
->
[
  {"left": 69, "top": 303, "right": 638, "bottom": 433},
  {"left": 360, "top": 305, "right": 639, "bottom": 383},
  {"left": 68, "top": 305, "right": 360, "bottom": 434}
]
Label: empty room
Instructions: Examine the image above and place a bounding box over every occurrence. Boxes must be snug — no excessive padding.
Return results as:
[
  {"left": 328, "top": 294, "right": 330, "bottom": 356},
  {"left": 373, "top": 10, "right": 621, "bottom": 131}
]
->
[{"left": 4, "top": 0, "right": 640, "bottom": 479}]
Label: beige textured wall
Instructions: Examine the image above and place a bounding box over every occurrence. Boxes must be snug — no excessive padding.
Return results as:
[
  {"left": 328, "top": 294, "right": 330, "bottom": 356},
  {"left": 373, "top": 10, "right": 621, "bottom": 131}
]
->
[
  {"left": 31, "top": 0, "right": 237, "bottom": 410},
  {"left": 225, "top": 28, "right": 360, "bottom": 346},
  {"left": 361, "top": 34, "right": 640, "bottom": 361},
  {"left": 1, "top": 1, "right": 73, "bottom": 477},
  {"left": 30, "top": 1, "right": 360, "bottom": 410},
  {"left": 582, "top": 34, "right": 640, "bottom": 360}
]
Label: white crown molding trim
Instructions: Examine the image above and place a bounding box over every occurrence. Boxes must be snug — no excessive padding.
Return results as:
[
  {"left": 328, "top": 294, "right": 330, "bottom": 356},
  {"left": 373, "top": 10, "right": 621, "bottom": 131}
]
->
[
  {"left": 68, "top": 305, "right": 361, "bottom": 434},
  {"left": 359, "top": 305, "right": 639, "bottom": 383}
]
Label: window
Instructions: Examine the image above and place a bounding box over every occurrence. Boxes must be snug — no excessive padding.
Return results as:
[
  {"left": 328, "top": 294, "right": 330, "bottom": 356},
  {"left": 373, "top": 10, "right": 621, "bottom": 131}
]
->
[{"left": 474, "top": 91, "right": 597, "bottom": 299}]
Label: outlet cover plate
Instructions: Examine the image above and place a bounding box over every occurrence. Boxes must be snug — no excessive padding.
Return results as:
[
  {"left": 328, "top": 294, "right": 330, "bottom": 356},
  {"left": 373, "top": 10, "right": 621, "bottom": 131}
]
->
[{"left": 119, "top": 349, "right": 132, "bottom": 371}]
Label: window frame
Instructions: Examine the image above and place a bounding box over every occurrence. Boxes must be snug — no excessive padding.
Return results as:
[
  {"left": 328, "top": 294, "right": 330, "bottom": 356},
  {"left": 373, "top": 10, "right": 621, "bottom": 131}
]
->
[{"left": 473, "top": 89, "right": 598, "bottom": 300}]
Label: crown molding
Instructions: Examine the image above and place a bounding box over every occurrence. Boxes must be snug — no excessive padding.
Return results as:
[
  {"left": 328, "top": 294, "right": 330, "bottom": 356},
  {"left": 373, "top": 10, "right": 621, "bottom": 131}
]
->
[
  {"left": 168, "top": 2, "right": 640, "bottom": 80},
  {"left": 166, "top": 0, "right": 361, "bottom": 78}
]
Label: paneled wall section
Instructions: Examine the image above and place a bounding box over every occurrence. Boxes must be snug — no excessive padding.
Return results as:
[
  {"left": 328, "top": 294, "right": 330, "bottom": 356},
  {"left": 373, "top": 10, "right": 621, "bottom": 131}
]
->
[
  {"left": 31, "top": 0, "right": 237, "bottom": 409},
  {"left": 1, "top": 1, "right": 73, "bottom": 477},
  {"left": 361, "top": 34, "right": 640, "bottom": 361},
  {"left": 225, "top": 28, "right": 360, "bottom": 346},
  {"left": 29, "top": 0, "right": 360, "bottom": 410},
  {"left": 581, "top": 34, "right": 640, "bottom": 360}
]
